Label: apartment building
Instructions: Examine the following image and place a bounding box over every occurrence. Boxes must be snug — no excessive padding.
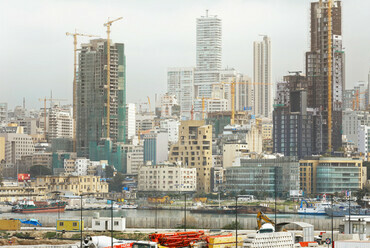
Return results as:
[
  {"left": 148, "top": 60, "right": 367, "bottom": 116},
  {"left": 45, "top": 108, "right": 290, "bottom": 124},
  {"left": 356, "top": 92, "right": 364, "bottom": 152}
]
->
[
  {"left": 169, "top": 120, "right": 212, "bottom": 193},
  {"left": 0, "top": 133, "right": 35, "bottom": 165},
  {"left": 138, "top": 164, "right": 196, "bottom": 193}
]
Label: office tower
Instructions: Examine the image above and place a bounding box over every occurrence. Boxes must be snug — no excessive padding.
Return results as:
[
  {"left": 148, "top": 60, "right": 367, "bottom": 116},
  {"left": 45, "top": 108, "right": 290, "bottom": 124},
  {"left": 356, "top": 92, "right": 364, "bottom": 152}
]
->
[
  {"left": 167, "top": 67, "right": 194, "bottom": 119},
  {"left": 194, "top": 11, "right": 222, "bottom": 98},
  {"left": 305, "top": 0, "right": 344, "bottom": 152},
  {"left": 169, "top": 120, "right": 212, "bottom": 193},
  {"left": 253, "top": 35, "right": 272, "bottom": 118},
  {"left": 76, "top": 39, "right": 126, "bottom": 158}
]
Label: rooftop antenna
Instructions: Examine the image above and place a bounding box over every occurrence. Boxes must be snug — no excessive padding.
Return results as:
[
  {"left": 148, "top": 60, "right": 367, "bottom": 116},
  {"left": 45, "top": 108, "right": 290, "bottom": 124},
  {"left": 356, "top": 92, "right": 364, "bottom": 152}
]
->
[
  {"left": 23, "top": 97, "right": 25, "bottom": 110},
  {"left": 206, "top": 9, "right": 208, "bottom": 17}
]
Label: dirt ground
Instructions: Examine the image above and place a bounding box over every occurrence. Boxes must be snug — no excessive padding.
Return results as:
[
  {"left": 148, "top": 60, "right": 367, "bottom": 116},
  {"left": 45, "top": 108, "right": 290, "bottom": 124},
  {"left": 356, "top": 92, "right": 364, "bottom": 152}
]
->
[{"left": 0, "top": 230, "right": 150, "bottom": 246}]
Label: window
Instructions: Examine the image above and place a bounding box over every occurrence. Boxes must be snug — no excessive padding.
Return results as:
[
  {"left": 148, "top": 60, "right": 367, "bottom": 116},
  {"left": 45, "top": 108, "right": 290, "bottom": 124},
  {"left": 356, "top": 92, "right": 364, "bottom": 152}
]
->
[
  {"left": 95, "top": 221, "right": 100, "bottom": 226},
  {"left": 59, "top": 222, "right": 64, "bottom": 226},
  {"left": 73, "top": 222, "right": 77, "bottom": 227},
  {"left": 114, "top": 221, "right": 119, "bottom": 226}
]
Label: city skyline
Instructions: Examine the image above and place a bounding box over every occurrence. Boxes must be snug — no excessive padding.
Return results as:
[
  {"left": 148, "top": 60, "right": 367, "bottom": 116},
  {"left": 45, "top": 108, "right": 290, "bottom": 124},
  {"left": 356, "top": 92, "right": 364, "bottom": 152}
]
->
[{"left": 1, "top": 0, "right": 370, "bottom": 110}]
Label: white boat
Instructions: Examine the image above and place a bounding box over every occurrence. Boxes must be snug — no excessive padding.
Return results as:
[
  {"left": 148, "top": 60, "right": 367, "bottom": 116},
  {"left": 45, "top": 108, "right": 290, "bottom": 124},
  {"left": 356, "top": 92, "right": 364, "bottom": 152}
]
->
[
  {"left": 120, "top": 204, "right": 138, "bottom": 209},
  {"left": 298, "top": 199, "right": 330, "bottom": 215}
]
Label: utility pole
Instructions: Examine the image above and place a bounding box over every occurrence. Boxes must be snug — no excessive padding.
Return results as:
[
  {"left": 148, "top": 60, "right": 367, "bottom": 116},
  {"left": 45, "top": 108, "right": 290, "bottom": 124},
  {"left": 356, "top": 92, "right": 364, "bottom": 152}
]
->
[{"left": 103, "top": 17, "right": 123, "bottom": 139}]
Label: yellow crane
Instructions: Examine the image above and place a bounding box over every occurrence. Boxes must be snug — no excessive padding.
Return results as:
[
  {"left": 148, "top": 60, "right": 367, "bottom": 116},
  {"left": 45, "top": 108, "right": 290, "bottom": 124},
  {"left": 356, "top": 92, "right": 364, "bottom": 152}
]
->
[
  {"left": 220, "top": 81, "right": 271, "bottom": 125},
  {"left": 327, "top": 0, "right": 333, "bottom": 151},
  {"left": 66, "top": 30, "right": 99, "bottom": 152},
  {"left": 104, "top": 17, "right": 123, "bottom": 139},
  {"left": 38, "top": 97, "right": 67, "bottom": 142},
  {"left": 147, "top": 96, "right": 152, "bottom": 114}
]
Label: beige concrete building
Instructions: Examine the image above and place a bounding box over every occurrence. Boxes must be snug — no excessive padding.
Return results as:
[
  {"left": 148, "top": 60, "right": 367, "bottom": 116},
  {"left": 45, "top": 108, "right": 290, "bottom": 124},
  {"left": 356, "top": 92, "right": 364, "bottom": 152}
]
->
[
  {"left": 35, "top": 175, "right": 109, "bottom": 197},
  {"left": 169, "top": 120, "right": 212, "bottom": 193},
  {"left": 299, "top": 157, "right": 365, "bottom": 196},
  {"left": 0, "top": 136, "right": 5, "bottom": 162},
  {"left": 245, "top": 123, "right": 262, "bottom": 154},
  {"left": 138, "top": 164, "right": 196, "bottom": 193},
  {"left": 0, "top": 133, "right": 35, "bottom": 165},
  {"left": 223, "top": 143, "right": 248, "bottom": 168},
  {"left": 0, "top": 184, "right": 48, "bottom": 202}
]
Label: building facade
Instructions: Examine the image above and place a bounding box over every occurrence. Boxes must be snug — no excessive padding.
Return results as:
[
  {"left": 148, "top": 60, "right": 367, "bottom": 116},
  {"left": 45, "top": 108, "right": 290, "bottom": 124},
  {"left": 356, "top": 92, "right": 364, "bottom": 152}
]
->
[
  {"left": 48, "top": 105, "right": 73, "bottom": 140},
  {"left": 225, "top": 157, "right": 299, "bottom": 197},
  {"left": 253, "top": 35, "right": 271, "bottom": 118},
  {"left": 77, "top": 39, "right": 126, "bottom": 159},
  {"left": 305, "top": 0, "right": 344, "bottom": 152},
  {"left": 167, "top": 67, "right": 194, "bottom": 119},
  {"left": 138, "top": 164, "right": 196, "bottom": 193},
  {"left": 35, "top": 175, "right": 109, "bottom": 196},
  {"left": 299, "top": 157, "right": 365, "bottom": 195},
  {"left": 143, "top": 131, "right": 168, "bottom": 165},
  {"left": 194, "top": 11, "right": 222, "bottom": 98},
  {"left": 169, "top": 120, "right": 212, "bottom": 193}
]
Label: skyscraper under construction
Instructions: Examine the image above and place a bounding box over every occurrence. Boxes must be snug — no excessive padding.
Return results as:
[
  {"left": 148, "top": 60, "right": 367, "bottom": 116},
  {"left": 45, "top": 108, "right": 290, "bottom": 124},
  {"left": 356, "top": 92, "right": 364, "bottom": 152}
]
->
[
  {"left": 306, "top": 0, "right": 344, "bottom": 152},
  {"left": 76, "top": 39, "right": 126, "bottom": 159}
]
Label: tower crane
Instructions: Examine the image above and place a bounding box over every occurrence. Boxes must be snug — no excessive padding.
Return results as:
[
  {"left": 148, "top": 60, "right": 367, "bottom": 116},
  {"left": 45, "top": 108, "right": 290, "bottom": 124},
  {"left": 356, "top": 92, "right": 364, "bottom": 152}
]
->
[
  {"left": 38, "top": 97, "right": 67, "bottom": 142},
  {"left": 66, "top": 30, "right": 99, "bottom": 152},
  {"left": 220, "top": 81, "right": 272, "bottom": 125},
  {"left": 104, "top": 17, "right": 123, "bottom": 139}
]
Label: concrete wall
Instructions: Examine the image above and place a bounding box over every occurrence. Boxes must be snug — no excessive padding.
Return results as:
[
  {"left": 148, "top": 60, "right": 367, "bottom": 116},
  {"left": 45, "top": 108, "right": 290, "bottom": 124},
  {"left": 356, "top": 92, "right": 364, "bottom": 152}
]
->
[{"left": 33, "top": 215, "right": 342, "bottom": 232}]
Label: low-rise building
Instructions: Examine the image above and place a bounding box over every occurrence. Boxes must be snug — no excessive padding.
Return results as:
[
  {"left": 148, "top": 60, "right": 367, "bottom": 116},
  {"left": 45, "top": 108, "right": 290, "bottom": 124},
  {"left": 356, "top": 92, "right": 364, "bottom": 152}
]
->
[
  {"left": 0, "top": 184, "right": 48, "bottom": 202},
  {"left": 299, "top": 157, "right": 365, "bottom": 196},
  {"left": 138, "top": 164, "right": 196, "bottom": 193},
  {"left": 225, "top": 156, "right": 299, "bottom": 197},
  {"left": 35, "top": 175, "right": 109, "bottom": 197}
]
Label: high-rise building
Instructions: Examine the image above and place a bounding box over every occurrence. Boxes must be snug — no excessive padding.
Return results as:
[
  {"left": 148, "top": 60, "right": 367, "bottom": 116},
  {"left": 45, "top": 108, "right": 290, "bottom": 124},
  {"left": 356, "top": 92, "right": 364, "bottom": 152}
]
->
[
  {"left": 253, "top": 35, "right": 272, "bottom": 118},
  {"left": 76, "top": 39, "right": 126, "bottom": 158},
  {"left": 305, "top": 0, "right": 344, "bottom": 152},
  {"left": 167, "top": 67, "right": 194, "bottom": 119},
  {"left": 48, "top": 105, "right": 73, "bottom": 140},
  {"left": 143, "top": 131, "right": 168, "bottom": 165},
  {"left": 169, "top": 120, "right": 212, "bottom": 193},
  {"left": 194, "top": 11, "right": 222, "bottom": 98},
  {"left": 0, "top": 103, "right": 7, "bottom": 123},
  {"left": 126, "top": 103, "right": 136, "bottom": 141}
]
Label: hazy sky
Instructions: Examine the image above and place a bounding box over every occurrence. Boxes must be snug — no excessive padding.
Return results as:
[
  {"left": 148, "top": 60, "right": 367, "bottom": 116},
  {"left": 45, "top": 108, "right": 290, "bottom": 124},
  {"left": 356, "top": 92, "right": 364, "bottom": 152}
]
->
[{"left": 1, "top": 0, "right": 369, "bottom": 110}]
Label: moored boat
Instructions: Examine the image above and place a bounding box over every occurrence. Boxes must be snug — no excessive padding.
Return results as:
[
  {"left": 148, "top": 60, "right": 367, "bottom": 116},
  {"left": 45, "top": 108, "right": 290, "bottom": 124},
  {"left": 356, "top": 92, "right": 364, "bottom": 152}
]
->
[
  {"left": 12, "top": 200, "right": 67, "bottom": 213},
  {"left": 298, "top": 199, "right": 330, "bottom": 215}
]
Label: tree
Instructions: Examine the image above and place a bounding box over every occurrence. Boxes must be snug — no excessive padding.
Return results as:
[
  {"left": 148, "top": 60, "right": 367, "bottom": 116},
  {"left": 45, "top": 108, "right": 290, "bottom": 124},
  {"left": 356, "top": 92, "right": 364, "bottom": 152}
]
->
[
  {"left": 105, "top": 165, "right": 115, "bottom": 178},
  {"left": 29, "top": 165, "right": 52, "bottom": 177},
  {"left": 109, "top": 172, "right": 125, "bottom": 192}
]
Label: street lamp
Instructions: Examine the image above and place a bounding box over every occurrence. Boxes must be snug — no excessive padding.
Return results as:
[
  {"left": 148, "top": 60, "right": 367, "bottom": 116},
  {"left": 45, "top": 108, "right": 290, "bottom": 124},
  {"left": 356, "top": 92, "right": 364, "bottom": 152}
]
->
[
  {"left": 80, "top": 193, "right": 93, "bottom": 248},
  {"left": 110, "top": 198, "right": 116, "bottom": 248},
  {"left": 235, "top": 195, "right": 240, "bottom": 248},
  {"left": 184, "top": 193, "right": 187, "bottom": 231}
]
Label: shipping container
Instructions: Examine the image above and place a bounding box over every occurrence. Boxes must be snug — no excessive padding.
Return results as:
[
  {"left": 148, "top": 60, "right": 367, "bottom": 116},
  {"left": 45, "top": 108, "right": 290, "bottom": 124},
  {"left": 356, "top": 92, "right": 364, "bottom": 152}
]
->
[
  {"left": 0, "top": 219, "right": 21, "bottom": 231},
  {"left": 335, "top": 240, "right": 370, "bottom": 248}
]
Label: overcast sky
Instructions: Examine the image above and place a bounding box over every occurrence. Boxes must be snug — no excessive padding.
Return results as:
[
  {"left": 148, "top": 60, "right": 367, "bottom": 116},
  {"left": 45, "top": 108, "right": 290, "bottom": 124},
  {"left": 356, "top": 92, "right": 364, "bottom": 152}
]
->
[{"left": 1, "top": 0, "right": 369, "bottom": 110}]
